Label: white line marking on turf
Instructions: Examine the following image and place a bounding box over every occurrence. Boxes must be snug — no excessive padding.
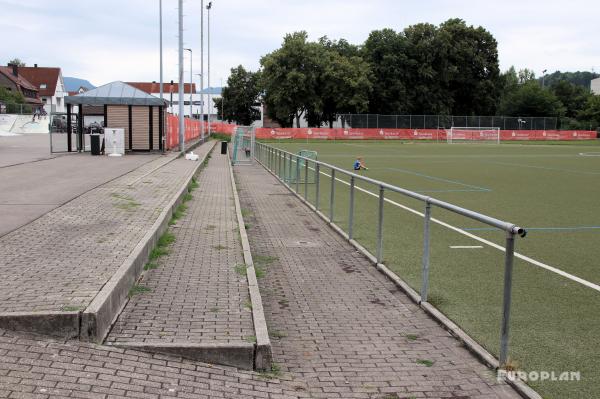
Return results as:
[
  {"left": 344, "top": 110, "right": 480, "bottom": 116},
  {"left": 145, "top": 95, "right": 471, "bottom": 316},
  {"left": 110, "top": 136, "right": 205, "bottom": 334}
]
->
[
  {"left": 450, "top": 246, "right": 484, "bottom": 249},
  {"left": 281, "top": 156, "right": 600, "bottom": 293}
]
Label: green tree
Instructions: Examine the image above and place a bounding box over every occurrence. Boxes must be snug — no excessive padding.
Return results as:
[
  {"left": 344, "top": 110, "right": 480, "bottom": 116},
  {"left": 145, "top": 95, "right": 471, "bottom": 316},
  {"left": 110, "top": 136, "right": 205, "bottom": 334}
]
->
[
  {"left": 517, "top": 68, "right": 536, "bottom": 84},
  {"left": 402, "top": 22, "right": 452, "bottom": 114},
  {"left": 362, "top": 28, "right": 410, "bottom": 114},
  {"left": 309, "top": 46, "right": 372, "bottom": 127},
  {"left": 550, "top": 80, "right": 590, "bottom": 118},
  {"left": 439, "top": 19, "right": 501, "bottom": 115},
  {"left": 214, "top": 65, "right": 261, "bottom": 125},
  {"left": 0, "top": 86, "right": 25, "bottom": 104},
  {"left": 7, "top": 58, "right": 25, "bottom": 66},
  {"left": 498, "top": 81, "right": 565, "bottom": 117},
  {"left": 578, "top": 95, "right": 600, "bottom": 130},
  {"left": 542, "top": 71, "right": 599, "bottom": 89},
  {"left": 260, "top": 32, "right": 323, "bottom": 127},
  {"left": 318, "top": 36, "right": 361, "bottom": 59}
]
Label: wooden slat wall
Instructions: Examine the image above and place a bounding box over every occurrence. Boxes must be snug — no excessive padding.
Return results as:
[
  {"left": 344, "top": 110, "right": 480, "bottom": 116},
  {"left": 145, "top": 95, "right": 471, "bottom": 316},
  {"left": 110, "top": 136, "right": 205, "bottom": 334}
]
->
[
  {"left": 106, "top": 106, "right": 129, "bottom": 149},
  {"left": 153, "top": 107, "right": 160, "bottom": 150},
  {"left": 132, "top": 107, "right": 149, "bottom": 150}
]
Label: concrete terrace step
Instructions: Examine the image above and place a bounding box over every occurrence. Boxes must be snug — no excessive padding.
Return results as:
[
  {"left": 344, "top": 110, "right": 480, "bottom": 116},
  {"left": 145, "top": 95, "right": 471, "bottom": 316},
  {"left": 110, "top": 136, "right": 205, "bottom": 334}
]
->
[
  {"left": 0, "top": 142, "right": 215, "bottom": 342},
  {"left": 105, "top": 150, "right": 271, "bottom": 371}
]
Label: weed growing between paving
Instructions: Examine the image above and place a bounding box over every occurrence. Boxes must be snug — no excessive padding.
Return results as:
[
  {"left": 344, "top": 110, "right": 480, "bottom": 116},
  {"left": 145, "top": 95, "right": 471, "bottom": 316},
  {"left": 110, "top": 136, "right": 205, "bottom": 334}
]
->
[
  {"left": 111, "top": 192, "right": 141, "bottom": 212},
  {"left": 245, "top": 335, "right": 257, "bottom": 343},
  {"left": 128, "top": 284, "right": 151, "bottom": 298},
  {"left": 258, "top": 363, "right": 282, "bottom": 379},
  {"left": 169, "top": 203, "right": 188, "bottom": 225},
  {"left": 213, "top": 244, "right": 228, "bottom": 250},
  {"left": 234, "top": 264, "right": 247, "bottom": 276},
  {"left": 60, "top": 305, "right": 82, "bottom": 312},
  {"left": 417, "top": 359, "right": 434, "bottom": 367},
  {"left": 270, "top": 330, "right": 287, "bottom": 339},
  {"left": 243, "top": 300, "right": 253, "bottom": 310}
]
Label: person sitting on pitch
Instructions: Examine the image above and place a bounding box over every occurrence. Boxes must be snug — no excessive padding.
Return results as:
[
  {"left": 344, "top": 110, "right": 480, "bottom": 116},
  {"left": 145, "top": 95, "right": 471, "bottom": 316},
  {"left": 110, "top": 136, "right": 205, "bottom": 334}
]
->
[{"left": 353, "top": 157, "right": 368, "bottom": 171}]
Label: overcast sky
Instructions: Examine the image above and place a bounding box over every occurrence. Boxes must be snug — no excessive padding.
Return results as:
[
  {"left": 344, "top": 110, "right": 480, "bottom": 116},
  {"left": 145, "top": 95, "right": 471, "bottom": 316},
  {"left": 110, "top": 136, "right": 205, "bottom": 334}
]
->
[{"left": 0, "top": 0, "right": 598, "bottom": 88}]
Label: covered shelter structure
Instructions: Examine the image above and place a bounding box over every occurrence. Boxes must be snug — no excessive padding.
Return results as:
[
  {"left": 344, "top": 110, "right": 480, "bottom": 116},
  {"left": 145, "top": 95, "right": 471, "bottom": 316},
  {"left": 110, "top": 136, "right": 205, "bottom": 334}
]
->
[{"left": 64, "top": 81, "right": 167, "bottom": 152}]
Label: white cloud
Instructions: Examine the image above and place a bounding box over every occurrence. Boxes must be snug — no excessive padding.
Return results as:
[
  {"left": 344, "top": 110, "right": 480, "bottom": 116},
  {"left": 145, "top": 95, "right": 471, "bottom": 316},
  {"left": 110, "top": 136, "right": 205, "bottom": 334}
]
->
[{"left": 0, "top": 0, "right": 598, "bottom": 86}]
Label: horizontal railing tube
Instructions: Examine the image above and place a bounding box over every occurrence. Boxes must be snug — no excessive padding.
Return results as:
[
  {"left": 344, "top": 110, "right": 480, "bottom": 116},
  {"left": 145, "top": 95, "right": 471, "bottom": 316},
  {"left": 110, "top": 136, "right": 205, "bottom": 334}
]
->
[{"left": 255, "top": 143, "right": 525, "bottom": 236}]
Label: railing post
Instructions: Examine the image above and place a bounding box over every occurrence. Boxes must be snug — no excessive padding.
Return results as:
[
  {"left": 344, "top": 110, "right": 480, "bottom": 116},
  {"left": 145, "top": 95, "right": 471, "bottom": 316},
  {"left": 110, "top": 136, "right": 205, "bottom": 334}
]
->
[
  {"left": 499, "top": 230, "right": 516, "bottom": 366},
  {"left": 304, "top": 159, "right": 309, "bottom": 200},
  {"left": 329, "top": 169, "right": 336, "bottom": 222},
  {"left": 269, "top": 147, "right": 272, "bottom": 169},
  {"left": 348, "top": 176, "right": 355, "bottom": 239},
  {"left": 295, "top": 156, "right": 300, "bottom": 193},
  {"left": 277, "top": 149, "right": 282, "bottom": 178},
  {"left": 420, "top": 201, "right": 432, "bottom": 302},
  {"left": 315, "top": 163, "right": 320, "bottom": 210},
  {"left": 376, "top": 185, "right": 384, "bottom": 263},
  {"left": 283, "top": 153, "right": 288, "bottom": 184}
]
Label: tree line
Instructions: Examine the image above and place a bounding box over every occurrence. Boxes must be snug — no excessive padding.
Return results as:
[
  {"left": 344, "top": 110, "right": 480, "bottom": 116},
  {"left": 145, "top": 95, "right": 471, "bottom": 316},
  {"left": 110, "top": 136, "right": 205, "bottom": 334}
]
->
[{"left": 215, "top": 19, "right": 600, "bottom": 130}]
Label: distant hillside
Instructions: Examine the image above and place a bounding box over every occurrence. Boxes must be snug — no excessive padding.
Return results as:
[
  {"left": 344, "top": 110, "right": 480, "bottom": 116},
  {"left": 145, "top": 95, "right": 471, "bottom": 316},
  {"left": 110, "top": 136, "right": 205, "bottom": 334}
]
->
[
  {"left": 64, "top": 77, "right": 96, "bottom": 92},
  {"left": 541, "top": 71, "right": 599, "bottom": 89},
  {"left": 198, "top": 86, "right": 222, "bottom": 95}
]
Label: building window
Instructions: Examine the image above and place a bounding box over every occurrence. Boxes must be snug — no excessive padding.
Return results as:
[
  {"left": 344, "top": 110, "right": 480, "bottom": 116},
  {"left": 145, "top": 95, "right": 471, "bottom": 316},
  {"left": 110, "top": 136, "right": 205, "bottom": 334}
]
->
[
  {"left": 40, "top": 84, "right": 47, "bottom": 89},
  {"left": 42, "top": 98, "right": 47, "bottom": 103}
]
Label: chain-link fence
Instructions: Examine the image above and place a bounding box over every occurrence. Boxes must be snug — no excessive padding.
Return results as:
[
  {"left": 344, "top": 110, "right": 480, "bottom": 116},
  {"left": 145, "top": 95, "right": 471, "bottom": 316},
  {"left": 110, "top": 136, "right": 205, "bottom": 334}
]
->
[
  {"left": 337, "top": 114, "right": 558, "bottom": 130},
  {"left": 0, "top": 102, "right": 41, "bottom": 115}
]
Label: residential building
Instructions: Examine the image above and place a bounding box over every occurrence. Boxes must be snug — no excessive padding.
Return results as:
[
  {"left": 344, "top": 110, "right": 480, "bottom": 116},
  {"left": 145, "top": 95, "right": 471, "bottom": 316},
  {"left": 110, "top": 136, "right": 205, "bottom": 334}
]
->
[
  {"left": 0, "top": 64, "right": 42, "bottom": 108},
  {"left": 592, "top": 77, "right": 600, "bottom": 95},
  {"left": 126, "top": 81, "right": 221, "bottom": 120},
  {"left": 19, "top": 64, "right": 67, "bottom": 113}
]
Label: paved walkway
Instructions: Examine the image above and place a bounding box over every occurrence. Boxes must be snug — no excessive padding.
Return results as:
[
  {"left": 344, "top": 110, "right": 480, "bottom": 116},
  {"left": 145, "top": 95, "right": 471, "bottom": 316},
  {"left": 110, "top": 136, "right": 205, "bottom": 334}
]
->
[
  {"left": 234, "top": 163, "right": 520, "bottom": 399},
  {"left": 0, "top": 133, "right": 163, "bottom": 237},
  {"left": 106, "top": 151, "right": 254, "bottom": 346},
  {"left": 0, "top": 145, "right": 210, "bottom": 315}
]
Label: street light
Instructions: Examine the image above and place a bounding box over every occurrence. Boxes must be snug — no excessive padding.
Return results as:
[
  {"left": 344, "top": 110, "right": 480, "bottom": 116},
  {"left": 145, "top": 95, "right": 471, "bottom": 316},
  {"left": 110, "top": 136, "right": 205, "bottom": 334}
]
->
[
  {"left": 542, "top": 69, "right": 547, "bottom": 88},
  {"left": 177, "top": 0, "right": 184, "bottom": 152},
  {"left": 184, "top": 48, "right": 193, "bottom": 118},
  {"left": 195, "top": 73, "right": 203, "bottom": 123},
  {"left": 159, "top": 0, "right": 165, "bottom": 152},
  {"left": 200, "top": 0, "right": 205, "bottom": 141},
  {"left": 518, "top": 118, "right": 527, "bottom": 130},
  {"left": 206, "top": 1, "right": 212, "bottom": 136}
]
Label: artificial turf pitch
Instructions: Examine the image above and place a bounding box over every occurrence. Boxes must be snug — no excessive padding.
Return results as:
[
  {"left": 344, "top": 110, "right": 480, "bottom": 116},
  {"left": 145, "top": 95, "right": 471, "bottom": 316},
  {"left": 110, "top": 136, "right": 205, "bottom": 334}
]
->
[{"left": 264, "top": 139, "right": 600, "bottom": 399}]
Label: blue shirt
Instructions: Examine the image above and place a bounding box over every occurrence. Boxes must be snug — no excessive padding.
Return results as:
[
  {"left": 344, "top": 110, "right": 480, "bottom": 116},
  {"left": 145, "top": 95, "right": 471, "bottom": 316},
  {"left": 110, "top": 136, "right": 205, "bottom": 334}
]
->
[{"left": 353, "top": 160, "right": 361, "bottom": 170}]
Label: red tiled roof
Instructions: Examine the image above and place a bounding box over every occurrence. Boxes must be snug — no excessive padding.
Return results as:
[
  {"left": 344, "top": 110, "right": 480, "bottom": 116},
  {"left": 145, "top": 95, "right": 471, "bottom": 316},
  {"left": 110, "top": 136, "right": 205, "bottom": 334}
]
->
[
  {"left": 127, "top": 82, "right": 196, "bottom": 94},
  {"left": 18, "top": 66, "right": 61, "bottom": 97},
  {"left": 0, "top": 66, "right": 39, "bottom": 92}
]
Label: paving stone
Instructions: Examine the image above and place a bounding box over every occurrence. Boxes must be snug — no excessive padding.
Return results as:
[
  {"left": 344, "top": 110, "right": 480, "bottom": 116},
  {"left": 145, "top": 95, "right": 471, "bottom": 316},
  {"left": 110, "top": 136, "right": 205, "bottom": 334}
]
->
[
  {"left": 106, "top": 152, "right": 253, "bottom": 346},
  {"left": 233, "top": 163, "right": 520, "bottom": 399},
  {"left": 0, "top": 145, "right": 211, "bottom": 315}
]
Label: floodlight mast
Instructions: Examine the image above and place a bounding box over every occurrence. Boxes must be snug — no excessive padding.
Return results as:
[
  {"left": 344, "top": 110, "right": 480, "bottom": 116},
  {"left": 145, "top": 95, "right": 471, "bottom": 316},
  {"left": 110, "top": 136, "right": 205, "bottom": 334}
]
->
[
  {"left": 184, "top": 48, "right": 193, "bottom": 119},
  {"left": 200, "top": 0, "right": 205, "bottom": 142},
  {"left": 159, "top": 0, "right": 165, "bottom": 153},
  {"left": 178, "top": 0, "right": 185, "bottom": 152},
  {"left": 207, "top": 1, "right": 212, "bottom": 137}
]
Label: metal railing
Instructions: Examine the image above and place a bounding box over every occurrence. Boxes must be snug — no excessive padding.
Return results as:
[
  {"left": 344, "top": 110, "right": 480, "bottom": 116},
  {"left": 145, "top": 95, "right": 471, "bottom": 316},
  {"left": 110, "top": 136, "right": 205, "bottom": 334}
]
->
[
  {"left": 255, "top": 141, "right": 527, "bottom": 366},
  {"left": 336, "top": 114, "right": 558, "bottom": 131}
]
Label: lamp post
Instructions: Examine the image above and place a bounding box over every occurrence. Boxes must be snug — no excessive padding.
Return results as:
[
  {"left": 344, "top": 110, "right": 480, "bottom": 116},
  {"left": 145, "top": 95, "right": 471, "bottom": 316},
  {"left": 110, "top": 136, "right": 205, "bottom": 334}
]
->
[
  {"left": 195, "top": 73, "right": 202, "bottom": 124},
  {"left": 220, "top": 77, "right": 224, "bottom": 121},
  {"left": 542, "top": 69, "right": 547, "bottom": 88},
  {"left": 184, "top": 48, "right": 193, "bottom": 118},
  {"left": 159, "top": 0, "right": 163, "bottom": 102},
  {"left": 206, "top": 1, "right": 212, "bottom": 136},
  {"left": 200, "top": 0, "right": 205, "bottom": 141},
  {"left": 177, "top": 0, "right": 184, "bottom": 152},
  {"left": 159, "top": 0, "right": 165, "bottom": 152}
]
